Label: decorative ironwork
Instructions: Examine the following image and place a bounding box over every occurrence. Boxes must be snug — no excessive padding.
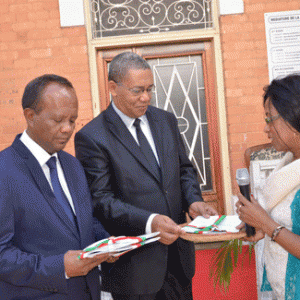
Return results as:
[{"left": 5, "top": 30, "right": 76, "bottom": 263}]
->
[
  {"left": 90, "top": 0, "right": 213, "bottom": 39},
  {"left": 147, "top": 55, "right": 212, "bottom": 191}
]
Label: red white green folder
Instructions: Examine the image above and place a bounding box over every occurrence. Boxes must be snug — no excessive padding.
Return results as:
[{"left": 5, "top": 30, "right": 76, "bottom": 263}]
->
[
  {"left": 182, "top": 215, "right": 242, "bottom": 234},
  {"left": 79, "top": 232, "right": 160, "bottom": 259}
]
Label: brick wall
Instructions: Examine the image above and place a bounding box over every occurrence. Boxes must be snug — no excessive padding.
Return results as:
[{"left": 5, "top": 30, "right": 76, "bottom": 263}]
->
[
  {"left": 1, "top": 0, "right": 300, "bottom": 195},
  {"left": 0, "top": 0, "right": 92, "bottom": 155},
  {"left": 220, "top": 0, "right": 300, "bottom": 192}
]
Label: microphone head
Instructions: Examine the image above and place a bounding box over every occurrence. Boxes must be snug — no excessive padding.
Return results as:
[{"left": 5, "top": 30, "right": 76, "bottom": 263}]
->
[{"left": 236, "top": 168, "right": 250, "bottom": 186}]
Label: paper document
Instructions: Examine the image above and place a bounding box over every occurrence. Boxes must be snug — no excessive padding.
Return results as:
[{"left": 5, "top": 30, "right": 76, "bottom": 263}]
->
[
  {"left": 79, "top": 232, "right": 160, "bottom": 259},
  {"left": 182, "top": 215, "right": 242, "bottom": 234}
]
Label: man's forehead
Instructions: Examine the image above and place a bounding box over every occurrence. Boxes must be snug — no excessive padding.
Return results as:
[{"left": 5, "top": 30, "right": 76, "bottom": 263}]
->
[{"left": 43, "top": 83, "right": 72, "bottom": 96}]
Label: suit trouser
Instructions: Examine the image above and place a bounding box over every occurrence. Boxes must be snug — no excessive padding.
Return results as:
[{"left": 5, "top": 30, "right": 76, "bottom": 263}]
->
[
  {"left": 111, "top": 272, "right": 193, "bottom": 300},
  {"left": 111, "top": 243, "right": 193, "bottom": 300}
]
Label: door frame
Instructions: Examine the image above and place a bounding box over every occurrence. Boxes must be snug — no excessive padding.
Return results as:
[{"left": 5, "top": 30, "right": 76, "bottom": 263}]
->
[
  {"left": 96, "top": 43, "right": 225, "bottom": 212},
  {"left": 83, "top": 0, "right": 233, "bottom": 214}
]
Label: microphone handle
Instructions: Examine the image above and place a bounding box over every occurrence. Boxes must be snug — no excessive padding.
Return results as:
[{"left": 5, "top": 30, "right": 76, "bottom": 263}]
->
[{"left": 239, "top": 184, "right": 256, "bottom": 237}]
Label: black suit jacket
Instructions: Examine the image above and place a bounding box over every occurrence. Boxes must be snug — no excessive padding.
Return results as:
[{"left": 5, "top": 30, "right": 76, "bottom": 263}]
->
[
  {"left": 0, "top": 135, "right": 109, "bottom": 299},
  {"left": 75, "top": 104, "right": 203, "bottom": 295}
]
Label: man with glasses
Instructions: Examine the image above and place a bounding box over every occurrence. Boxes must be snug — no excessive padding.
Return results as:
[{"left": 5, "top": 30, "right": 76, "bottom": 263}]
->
[{"left": 75, "top": 52, "right": 217, "bottom": 300}]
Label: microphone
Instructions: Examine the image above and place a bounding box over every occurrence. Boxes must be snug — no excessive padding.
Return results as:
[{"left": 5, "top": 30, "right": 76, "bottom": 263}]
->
[{"left": 236, "top": 168, "right": 256, "bottom": 237}]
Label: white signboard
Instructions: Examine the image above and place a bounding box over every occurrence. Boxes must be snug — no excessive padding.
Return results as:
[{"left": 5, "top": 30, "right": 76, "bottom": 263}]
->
[
  {"left": 58, "top": 0, "right": 85, "bottom": 27},
  {"left": 265, "top": 10, "right": 300, "bottom": 82}
]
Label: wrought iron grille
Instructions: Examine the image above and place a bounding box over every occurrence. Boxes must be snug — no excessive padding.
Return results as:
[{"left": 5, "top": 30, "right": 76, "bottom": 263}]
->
[
  {"left": 147, "top": 55, "right": 212, "bottom": 191},
  {"left": 89, "top": 0, "right": 214, "bottom": 39}
]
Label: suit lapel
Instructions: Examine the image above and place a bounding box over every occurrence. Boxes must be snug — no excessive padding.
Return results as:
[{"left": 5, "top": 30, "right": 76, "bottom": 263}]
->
[
  {"left": 12, "top": 136, "right": 80, "bottom": 240},
  {"left": 105, "top": 104, "right": 161, "bottom": 182}
]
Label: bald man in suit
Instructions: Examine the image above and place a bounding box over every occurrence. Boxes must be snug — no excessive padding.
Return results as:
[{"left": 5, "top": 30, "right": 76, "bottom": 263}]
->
[{"left": 75, "top": 52, "right": 217, "bottom": 300}]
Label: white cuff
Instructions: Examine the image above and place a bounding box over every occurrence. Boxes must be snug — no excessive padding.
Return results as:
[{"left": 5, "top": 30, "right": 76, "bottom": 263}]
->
[{"left": 146, "top": 213, "right": 159, "bottom": 234}]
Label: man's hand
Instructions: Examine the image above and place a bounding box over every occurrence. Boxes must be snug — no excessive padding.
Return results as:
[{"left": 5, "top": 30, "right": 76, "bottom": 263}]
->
[
  {"left": 151, "top": 215, "right": 183, "bottom": 245},
  {"left": 64, "top": 250, "right": 111, "bottom": 278},
  {"left": 188, "top": 201, "right": 218, "bottom": 219}
]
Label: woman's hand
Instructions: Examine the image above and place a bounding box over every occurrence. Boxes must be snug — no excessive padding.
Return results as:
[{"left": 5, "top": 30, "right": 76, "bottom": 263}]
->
[{"left": 235, "top": 193, "right": 272, "bottom": 230}]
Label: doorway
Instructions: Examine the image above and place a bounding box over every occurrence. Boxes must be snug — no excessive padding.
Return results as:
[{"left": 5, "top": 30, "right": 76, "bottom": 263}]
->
[{"left": 96, "top": 41, "right": 224, "bottom": 213}]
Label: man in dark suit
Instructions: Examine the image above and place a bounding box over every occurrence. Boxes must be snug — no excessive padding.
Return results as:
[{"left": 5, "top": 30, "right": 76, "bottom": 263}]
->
[
  {"left": 0, "top": 74, "right": 113, "bottom": 299},
  {"left": 75, "top": 52, "right": 217, "bottom": 300}
]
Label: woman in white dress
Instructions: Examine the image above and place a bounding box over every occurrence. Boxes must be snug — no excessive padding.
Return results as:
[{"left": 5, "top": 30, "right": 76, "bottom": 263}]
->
[{"left": 237, "top": 74, "right": 300, "bottom": 300}]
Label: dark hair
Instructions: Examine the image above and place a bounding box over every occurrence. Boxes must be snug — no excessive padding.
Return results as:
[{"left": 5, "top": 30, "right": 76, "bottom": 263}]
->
[
  {"left": 108, "top": 52, "right": 151, "bottom": 83},
  {"left": 263, "top": 74, "right": 300, "bottom": 132},
  {"left": 22, "top": 74, "right": 74, "bottom": 112}
]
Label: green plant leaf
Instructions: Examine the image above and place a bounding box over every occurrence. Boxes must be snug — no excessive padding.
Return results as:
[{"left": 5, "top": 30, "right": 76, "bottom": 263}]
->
[{"left": 209, "top": 239, "right": 255, "bottom": 293}]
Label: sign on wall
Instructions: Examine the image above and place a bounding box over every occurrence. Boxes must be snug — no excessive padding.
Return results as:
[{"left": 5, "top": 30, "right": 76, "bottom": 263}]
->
[
  {"left": 265, "top": 10, "right": 300, "bottom": 82},
  {"left": 58, "top": 0, "right": 85, "bottom": 27}
]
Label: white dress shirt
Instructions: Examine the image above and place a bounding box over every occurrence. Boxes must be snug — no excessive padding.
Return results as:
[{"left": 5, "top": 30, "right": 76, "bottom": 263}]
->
[
  {"left": 111, "top": 102, "right": 158, "bottom": 234},
  {"left": 20, "top": 130, "right": 76, "bottom": 214}
]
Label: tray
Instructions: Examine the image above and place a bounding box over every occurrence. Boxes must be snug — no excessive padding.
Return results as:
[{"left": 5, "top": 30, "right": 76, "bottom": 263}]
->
[{"left": 179, "top": 224, "right": 247, "bottom": 243}]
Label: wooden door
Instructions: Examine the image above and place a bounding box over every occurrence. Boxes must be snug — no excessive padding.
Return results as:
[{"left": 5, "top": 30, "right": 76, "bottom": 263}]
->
[{"left": 97, "top": 42, "right": 224, "bottom": 213}]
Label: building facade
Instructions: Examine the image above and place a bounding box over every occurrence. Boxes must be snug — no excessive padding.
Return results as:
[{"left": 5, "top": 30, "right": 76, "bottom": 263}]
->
[{"left": 1, "top": 0, "right": 299, "bottom": 213}]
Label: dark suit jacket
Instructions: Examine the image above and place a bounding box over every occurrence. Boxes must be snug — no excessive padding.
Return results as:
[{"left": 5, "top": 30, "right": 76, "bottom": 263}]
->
[
  {"left": 0, "top": 135, "right": 109, "bottom": 300},
  {"left": 75, "top": 104, "right": 203, "bottom": 295}
]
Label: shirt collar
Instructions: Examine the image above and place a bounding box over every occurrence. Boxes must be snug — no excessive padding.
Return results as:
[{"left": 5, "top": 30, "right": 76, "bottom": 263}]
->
[
  {"left": 20, "top": 130, "right": 58, "bottom": 167},
  {"left": 111, "top": 101, "right": 147, "bottom": 129}
]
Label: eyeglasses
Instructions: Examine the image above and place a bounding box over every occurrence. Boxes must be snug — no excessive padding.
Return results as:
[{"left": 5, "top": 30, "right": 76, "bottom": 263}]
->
[
  {"left": 116, "top": 82, "right": 155, "bottom": 97},
  {"left": 265, "top": 114, "right": 280, "bottom": 124}
]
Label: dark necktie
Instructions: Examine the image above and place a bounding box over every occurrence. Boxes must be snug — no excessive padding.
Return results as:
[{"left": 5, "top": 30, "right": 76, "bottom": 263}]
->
[
  {"left": 133, "top": 118, "right": 161, "bottom": 180},
  {"left": 47, "top": 156, "right": 78, "bottom": 231}
]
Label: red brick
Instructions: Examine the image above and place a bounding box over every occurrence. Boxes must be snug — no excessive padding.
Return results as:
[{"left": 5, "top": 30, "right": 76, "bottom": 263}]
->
[
  {"left": 27, "top": 29, "right": 49, "bottom": 40},
  {"left": 246, "top": 3, "right": 266, "bottom": 13},
  {"left": 30, "top": 48, "right": 52, "bottom": 59},
  {"left": 234, "top": 41, "right": 255, "bottom": 51},
  {"left": 46, "top": 37, "right": 69, "bottom": 48},
  {"left": 223, "top": 51, "right": 241, "bottom": 61},
  {"left": 229, "top": 133, "right": 247, "bottom": 144},
  {"left": 62, "top": 27, "right": 86, "bottom": 37},
  {"left": 46, "top": 19, "right": 60, "bottom": 29},
  {"left": 12, "top": 22, "right": 36, "bottom": 32},
  {"left": 14, "top": 58, "right": 37, "bottom": 69},
  {"left": 226, "top": 88, "right": 243, "bottom": 98},
  {"left": 0, "top": 51, "right": 18, "bottom": 61},
  {"left": 10, "top": 40, "right": 35, "bottom": 50},
  {"left": 14, "top": 0, "right": 28, "bottom": 4},
  {"left": 49, "top": 10, "right": 60, "bottom": 19},
  {"left": 0, "top": 32, "right": 18, "bottom": 42},
  {"left": 253, "top": 22, "right": 266, "bottom": 31},
  {"left": 35, "top": 20, "right": 48, "bottom": 29},
  {"left": 30, "top": 2, "right": 45, "bottom": 11},
  {"left": 28, "top": 11, "right": 50, "bottom": 21},
  {"left": 15, "top": 13, "right": 29, "bottom": 22},
  {"left": 265, "top": 2, "right": 297, "bottom": 12},
  {"left": 235, "top": 59, "right": 258, "bottom": 69},
  {"left": 1, "top": 14, "right": 16, "bottom": 25},
  {"left": 49, "top": 29, "right": 64, "bottom": 38},
  {"left": 229, "top": 123, "right": 249, "bottom": 134},
  {"left": 43, "top": 1, "right": 59, "bottom": 11},
  {"left": 18, "top": 49, "right": 31, "bottom": 59},
  {"left": 16, "top": 31, "right": 29, "bottom": 41},
  {"left": 236, "top": 77, "right": 261, "bottom": 87},
  {"left": 69, "top": 36, "right": 87, "bottom": 45},
  {"left": 68, "top": 54, "right": 88, "bottom": 65},
  {"left": 0, "top": 3, "right": 9, "bottom": 14},
  {"left": 10, "top": 4, "right": 33, "bottom": 13}
]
